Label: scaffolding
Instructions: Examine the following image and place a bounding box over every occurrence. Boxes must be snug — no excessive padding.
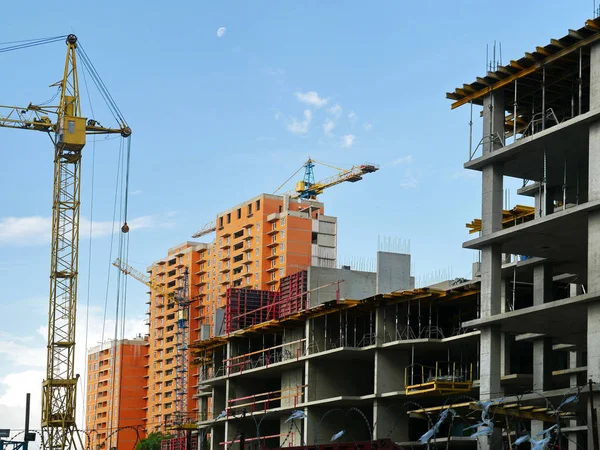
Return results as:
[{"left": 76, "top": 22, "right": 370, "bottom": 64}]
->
[
  {"left": 219, "top": 433, "right": 294, "bottom": 448},
  {"left": 404, "top": 361, "right": 473, "bottom": 396},
  {"left": 161, "top": 436, "right": 198, "bottom": 450},
  {"left": 226, "top": 385, "right": 307, "bottom": 416},
  {"left": 224, "top": 338, "right": 307, "bottom": 375},
  {"left": 175, "top": 268, "right": 191, "bottom": 427},
  {"left": 466, "top": 205, "right": 535, "bottom": 234}
]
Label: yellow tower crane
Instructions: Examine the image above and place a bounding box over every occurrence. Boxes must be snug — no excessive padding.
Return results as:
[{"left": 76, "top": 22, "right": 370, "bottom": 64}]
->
[
  {"left": 0, "top": 35, "right": 130, "bottom": 450},
  {"left": 191, "top": 158, "right": 379, "bottom": 238}
]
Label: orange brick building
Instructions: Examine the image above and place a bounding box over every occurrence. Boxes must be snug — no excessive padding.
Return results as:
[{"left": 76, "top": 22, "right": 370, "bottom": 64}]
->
[
  {"left": 143, "top": 242, "right": 201, "bottom": 431},
  {"left": 85, "top": 337, "right": 148, "bottom": 450},
  {"left": 143, "top": 193, "right": 337, "bottom": 430}
]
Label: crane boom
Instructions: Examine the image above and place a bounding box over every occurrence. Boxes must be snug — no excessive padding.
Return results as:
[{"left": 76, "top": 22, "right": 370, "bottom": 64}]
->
[
  {"left": 281, "top": 159, "right": 380, "bottom": 199},
  {"left": 113, "top": 258, "right": 170, "bottom": 299},
  {"left": 191, "top": 220, "right": 216, "bottom": 238},
  {"left": 190, "top": 159, "right": 379, "bottom": 240},
  {"left": 0, "top": 34, "right": 130, "bottom": 450}
]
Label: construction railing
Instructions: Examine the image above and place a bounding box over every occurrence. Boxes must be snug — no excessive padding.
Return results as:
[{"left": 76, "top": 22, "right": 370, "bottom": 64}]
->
[
  {"left": 226, "top": 384, "right": 307, "bottom": 416},
  {"left": 224, "top": 339, "right": 307, "bottom": 375},
  {"left": 161, "top": 436, "right": 198, "bottom": 450},
  {"left": 219, "top": 433, "right": 293, "bottom": 448},
  {"left": 405, "top": 361, "right": 473, "bottom": 396}
]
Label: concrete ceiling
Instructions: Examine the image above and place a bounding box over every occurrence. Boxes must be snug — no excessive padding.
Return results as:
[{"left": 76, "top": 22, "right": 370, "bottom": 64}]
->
[
  {"left": 462, "top": 292, "right": 600, "bottom": 347},
  {"left": 465, "top": 109, "right": 600, "bottom": 185},
  {"left": 464, "top": 200, "right": 600, "bottom": 265}
]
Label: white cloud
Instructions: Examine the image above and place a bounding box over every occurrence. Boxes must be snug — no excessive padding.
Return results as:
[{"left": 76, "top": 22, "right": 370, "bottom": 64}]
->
[
  {"left": 0, "top": 336, "right": 45, "bottom": 368},
  {"left": 323, "top": 118, "right": 335, "bottom": 137},
  {"left": 0, "top": 304, "right": 147, "bottom": 431},
  {"left": 341, "top": 134, "right": 356, "bottom": 148},
  {"left": 390, "top": 155, "right": 413, "bottom": 166},
  {"left": 217, "top": 27, "right": 227, "bottom": 38},
  {"left": 130, "top": 190, "right": 143, "bottom": 196},
  {"left": 0, "top": 214, "right": 172, "bottom": 247},
  {"left": 364, "top": 122, "right": 373, "bottom": 131},
  {"left": 451, "top": 169, "right": 479, "bottom": 180},
  {"left": 328, "top": 104, "right": 343, "bottom": 119},
  {"left": 287, "top": 109, "right": 312, "bottom": 135},
  {"left": 348, "top": 111, "right": 357, "bottom": 123},
  {"left": 0, "top": 370, "right": 44, "bottom": 407},
  {"left": 294, "top": 91, "right": 328, "bottom": 108},
  {"left": 274, "top": 112, "right": 282, "bottom": 121},
  {"left": 400, "top": 169, "right": 418, "bottom": 189}
]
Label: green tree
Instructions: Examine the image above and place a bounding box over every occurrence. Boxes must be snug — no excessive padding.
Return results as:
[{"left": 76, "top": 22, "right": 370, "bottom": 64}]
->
[{"left": 136, "top": 432, "right": 173, "bottom": 450}]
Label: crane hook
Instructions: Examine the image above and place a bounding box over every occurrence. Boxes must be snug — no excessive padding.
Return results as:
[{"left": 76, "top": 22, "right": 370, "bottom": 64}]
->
[{"left": 121, "top": 222, "right": 129, "bottom": 233}]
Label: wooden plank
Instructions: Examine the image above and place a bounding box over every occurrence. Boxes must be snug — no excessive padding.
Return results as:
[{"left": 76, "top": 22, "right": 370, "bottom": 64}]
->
[{"left": 451, "top": 24, "right": 600, "bottom": 109}]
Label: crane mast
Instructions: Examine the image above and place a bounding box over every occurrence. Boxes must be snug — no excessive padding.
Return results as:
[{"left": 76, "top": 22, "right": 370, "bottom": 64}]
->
[
  {"left": 0, "top": 34, "right": 130, "bottom": 450},
  {"left": 41, "top": 35, "right": 83, "bottom": 450}
]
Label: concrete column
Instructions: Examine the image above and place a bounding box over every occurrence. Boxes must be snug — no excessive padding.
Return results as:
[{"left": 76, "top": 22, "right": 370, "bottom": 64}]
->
[
  {"left": 588, "top": 40, "right": 600, "bottom": 450},
  {"left": 480, "top": 245, "right": 503, "bottom": 317},
  {"left": 478, "top": 327, "right": 503, "bottom": 450},
  {"left": 374, "top": 350, "right": 408, "bottom": 394},
  {"left": 533, "top": 264, "right": 553, "bottom": 305},
  {"left": 482, "top": 166, "right": 504, "bottom": 235},
  {"left": 531, "top": 264, "right": 553, "bottom": 437},
  {"left": 482, "top": 89, "right": 505, "bottom": 153},
  {"left": 500, "top": 279, "right": 511, "bottom": 377},
  {"left": 532, "top": 265, "right": 553, "bottom": 394},
  {"left": 479, "top": 327, "right": 502, "bottom": 400},
  {"left": 477, "top": 90, "right": 505, "bottom": 450},
  {"left": 532, "top": 339, "right": 553, "bottom": 392},
  {"left": 373, "top": 400, "right": 409, "bottom": 442},
  {"left": 281, "top": 368, "right": 304, "bottom": 408}
]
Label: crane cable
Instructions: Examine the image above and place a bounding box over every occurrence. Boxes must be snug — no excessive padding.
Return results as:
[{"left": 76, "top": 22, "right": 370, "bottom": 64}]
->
[
  {"left": 76, "top": 43, "right": 128, "bottom": 128},
  {"left": 0, "top": 35, "right": 67, "bottom": 53},
  {"left": 104, "top": 134, "right": 132, "bottom": 446},
  {"left": 273, "top": 163, "right": 305, "bottom": 194},
  {"left": 79, "top": 56, "right": 97, "bottom": 429}
]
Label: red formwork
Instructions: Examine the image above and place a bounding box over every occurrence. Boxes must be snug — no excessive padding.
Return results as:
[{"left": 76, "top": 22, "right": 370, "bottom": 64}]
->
[
  {"left": 160, "top": 436, "right": 198, "bottom": 450},
  {"left": 225, "top": 288, "right": 279, "bottom": 333},
  {"left": 278, "top": 270, "right": 308, "bottom": 318}
]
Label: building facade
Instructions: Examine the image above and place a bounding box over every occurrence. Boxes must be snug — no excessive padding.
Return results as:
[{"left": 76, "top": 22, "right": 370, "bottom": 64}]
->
[
  {"left": 447, "top": 15, "right": 600, "bottom": 450},
  {"left": 193, "top": 251, "right": 440, "bottom": 449},
  {"left": 85, "top": 337, "right": 147, "bottom": 450},
  {"left": 144, "top": 194, "right": 338, "bottom": 432}
]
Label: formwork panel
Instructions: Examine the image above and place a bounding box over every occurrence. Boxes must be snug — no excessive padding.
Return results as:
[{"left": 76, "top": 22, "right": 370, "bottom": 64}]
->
[
  {"left": 279, "top": 270, "right": 308, "bottom": 318},
  {"left": 225, "top": 288, "right": 279, "bottom": 333}
]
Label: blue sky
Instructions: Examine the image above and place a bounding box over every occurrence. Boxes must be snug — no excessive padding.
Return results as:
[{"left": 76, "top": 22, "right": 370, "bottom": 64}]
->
[{"left": 0, "top": 0, "right": 594, "bottom": 435}]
